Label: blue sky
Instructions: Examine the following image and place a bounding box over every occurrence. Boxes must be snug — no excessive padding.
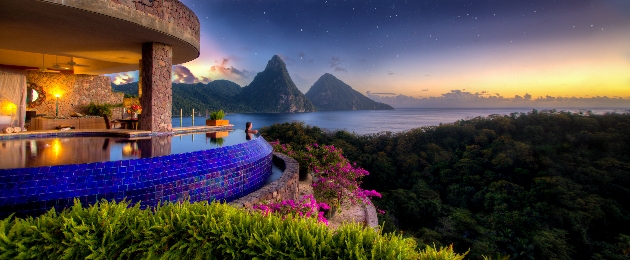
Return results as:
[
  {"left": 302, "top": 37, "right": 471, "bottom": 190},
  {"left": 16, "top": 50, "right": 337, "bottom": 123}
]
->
[{"left": 109, "top": 0, "right": 630, "bottom": 103}]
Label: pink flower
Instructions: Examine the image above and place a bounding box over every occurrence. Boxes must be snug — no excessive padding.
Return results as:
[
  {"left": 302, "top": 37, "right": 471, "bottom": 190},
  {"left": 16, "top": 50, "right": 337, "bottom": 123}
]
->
[{"left": 251, "top": 195, "right": 329, "bottom": 225}]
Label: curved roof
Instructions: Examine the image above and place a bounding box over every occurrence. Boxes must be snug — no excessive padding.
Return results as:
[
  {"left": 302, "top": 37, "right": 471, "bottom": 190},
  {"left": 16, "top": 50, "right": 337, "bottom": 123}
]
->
[{"left": 0, "top": 0, "right": 200, "bottom": 75}]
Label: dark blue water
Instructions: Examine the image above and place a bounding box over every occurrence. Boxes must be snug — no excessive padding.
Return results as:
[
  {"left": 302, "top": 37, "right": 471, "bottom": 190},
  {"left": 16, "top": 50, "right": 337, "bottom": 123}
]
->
[{"left": 173, "top": 108, "right": 625, "bottom": 135}]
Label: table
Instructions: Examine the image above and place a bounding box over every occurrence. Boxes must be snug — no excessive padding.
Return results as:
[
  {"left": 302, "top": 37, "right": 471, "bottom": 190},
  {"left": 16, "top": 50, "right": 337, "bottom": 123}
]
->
[{"left": 118, "top": 118, "right": 139, "bottom": 130}]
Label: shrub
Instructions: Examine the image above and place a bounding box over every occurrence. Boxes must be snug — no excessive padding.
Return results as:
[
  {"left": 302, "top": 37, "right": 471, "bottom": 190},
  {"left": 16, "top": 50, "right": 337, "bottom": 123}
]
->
[
  {"left": 252, "top": 194, "right": 329, "bottom": 225},
  {"left": 0, "top": 200, "right": 468, "bottom": 259},
  {"left": 270, "top": 141, "right": 381, "bottom": 211},
  {"left": 209, "top": 110, "right": 225, "bottom": 120},
  {"left": 86, "top": 102, "right": 113, "bottom": 117}
]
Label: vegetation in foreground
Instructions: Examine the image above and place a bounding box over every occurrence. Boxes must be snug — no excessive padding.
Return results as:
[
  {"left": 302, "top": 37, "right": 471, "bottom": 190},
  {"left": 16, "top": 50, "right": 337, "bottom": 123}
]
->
[
  {"left": 261, "top": 110, "right": 630, "bottom": 259},
  {"left": 0, "top": 200, "right": 468, "bottom": 259}
]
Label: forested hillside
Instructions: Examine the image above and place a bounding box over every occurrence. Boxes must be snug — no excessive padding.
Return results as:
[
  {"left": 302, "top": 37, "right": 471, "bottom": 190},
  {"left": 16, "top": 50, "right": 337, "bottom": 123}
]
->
[
  {"left": 112, "top": 80, "right": 253, "bottom": 113},
  {"left": 110, "top": 82, "right": 138, "bottom": 97},
  {"left": 171, "top": 81, "right": 252, "bottom": 114},
  {"left": 260, "top": 110, "right": 630, "bottom": 259}
]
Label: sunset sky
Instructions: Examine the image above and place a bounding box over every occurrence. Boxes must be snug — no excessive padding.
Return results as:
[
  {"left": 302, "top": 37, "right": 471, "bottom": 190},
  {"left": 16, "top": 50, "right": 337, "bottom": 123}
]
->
[{"left": 110, "top": 0, "right": 630, "bottom": 100}]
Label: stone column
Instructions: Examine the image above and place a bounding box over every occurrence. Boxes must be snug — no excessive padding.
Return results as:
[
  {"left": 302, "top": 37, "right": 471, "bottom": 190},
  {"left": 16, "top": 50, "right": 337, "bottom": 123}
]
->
[
  {"left": 138, "top": 60, "right": 143, "bottom": 98},
  {"left": 140, "top": 42, "right": 172, "bottom": 132}
]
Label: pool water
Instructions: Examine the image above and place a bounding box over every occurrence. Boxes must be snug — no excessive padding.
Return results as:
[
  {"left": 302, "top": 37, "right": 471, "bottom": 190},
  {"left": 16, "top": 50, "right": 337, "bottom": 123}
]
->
[
  {"left": 0, "top": 131, "right": 277, "bottom": 218},
  {"left": 0, "top": 129, "right": 258, "bottom": 169}
]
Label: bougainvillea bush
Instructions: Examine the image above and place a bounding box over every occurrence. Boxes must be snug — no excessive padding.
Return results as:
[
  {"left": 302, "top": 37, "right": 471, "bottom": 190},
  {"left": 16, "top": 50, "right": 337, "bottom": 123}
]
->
[
  {"left": 252, "top": 194, "right": 330, "bottom": 225},
  {"left": 269, "top": 141, "right": 381, "bottom": 211}
]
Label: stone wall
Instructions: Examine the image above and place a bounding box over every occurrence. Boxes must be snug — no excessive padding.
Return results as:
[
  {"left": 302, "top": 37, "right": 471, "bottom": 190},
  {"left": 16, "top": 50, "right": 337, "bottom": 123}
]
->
[
  {"left": 140, "top": 42, "right": 172, "bottom": 132},
  {"left": 27, "top": 72, "right": 123, "bottom": 117},
  {"left": 110, "top": 0, "right": 200, "bottom": 40},
  {"left": 44, "top": 0, "right": 200, "bottom": 51},
  {"left": 231, "top": 153, "right": 300, "bottom": 208}
]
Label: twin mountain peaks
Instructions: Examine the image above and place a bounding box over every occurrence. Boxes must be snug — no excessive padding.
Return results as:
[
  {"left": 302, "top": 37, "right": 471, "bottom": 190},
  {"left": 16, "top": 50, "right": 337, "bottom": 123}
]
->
[{"left": 112, "top": 55, "right": 393, "bottom": 113}]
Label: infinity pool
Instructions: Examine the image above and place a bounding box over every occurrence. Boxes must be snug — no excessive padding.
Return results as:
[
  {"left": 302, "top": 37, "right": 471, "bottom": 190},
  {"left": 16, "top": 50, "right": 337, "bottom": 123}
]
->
[
  {"left": 0, "top": 130, "right": 274, "bottom": 218},
  {"left": 0, "top": 130, "right": 254, "bottom": 169}
]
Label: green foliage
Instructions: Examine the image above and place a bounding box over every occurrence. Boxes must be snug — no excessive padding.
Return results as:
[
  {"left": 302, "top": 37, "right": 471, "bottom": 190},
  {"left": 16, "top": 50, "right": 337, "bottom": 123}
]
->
[
  {"left": 112, "top": 80, "right": 253, "bottom": 114},
  {"left": 111, "top": 82, "right": 138, "bottom": 97},
  {"left": 209, "top": 110, "right": 225, "bottom": 120},
  {"left": 171, "top": 81, "right": 253, "bottom": 114},
  {"left": 418, "top": 244, "right": 468, "bottom": 260},
  {"left": 85, "top": 102, "right": 113, "bottom": 117},
  {"left": 261, "top": 111, "right": 630, "bottom": 259},
  {"left": 482, "top": 253, "right": 511, "bottom": 260},
  {"left": 0, "top": 200, "right": 464, "bottom": 259}
]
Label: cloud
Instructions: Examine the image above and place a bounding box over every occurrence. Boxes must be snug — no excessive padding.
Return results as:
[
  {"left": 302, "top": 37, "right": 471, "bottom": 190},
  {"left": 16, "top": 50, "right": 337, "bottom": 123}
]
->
[
  {"left": 173, "top": 65, "right": 198, "bottom": 84},
  {"left": 366, "top": 90, "right": 630, "bottom": 109},
  {"left": 172, "top": 65, "right": 212, "bottom": 84},
  {"left": 198, "top": 76, "right": 211, "bottom": 84},
  {"left": 108, "top": 72, "right": 137, "bottom": 85},
  {"left": 329, "top": 56, "right": 347, "bottom": 72},
  {"left": 230, "top": 67, "right": 250, "bottom": 79},
  {"left": 210, "top": 58, "right": 251, "bottom": 80},
  {"left": 388, "top": 72, "right": 395, "bottom": 75}
]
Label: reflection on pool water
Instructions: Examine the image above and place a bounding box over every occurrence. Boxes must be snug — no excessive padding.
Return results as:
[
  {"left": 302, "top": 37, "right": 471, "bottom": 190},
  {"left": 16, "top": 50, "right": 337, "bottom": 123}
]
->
[
  {"left": 0, "top": 129, "right": 257, "bottom": 169},
  {"left": 0, "top": 130, "right": 275, "bottom": 218}
]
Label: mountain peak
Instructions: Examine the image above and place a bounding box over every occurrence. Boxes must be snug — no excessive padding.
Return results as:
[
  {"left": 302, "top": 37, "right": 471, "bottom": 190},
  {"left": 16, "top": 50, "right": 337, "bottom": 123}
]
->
[
  {"left": 266, "top": 55, "right": 287, "bottom": 71},
  {"left": 306, "top": 73, "right": 394, "bottom": 111},
  {"left": 238, "top": 55, "right": 316, "bottom": 113},
  {"left": 321, "top": 72, "right": 335, "bottom": 78}
]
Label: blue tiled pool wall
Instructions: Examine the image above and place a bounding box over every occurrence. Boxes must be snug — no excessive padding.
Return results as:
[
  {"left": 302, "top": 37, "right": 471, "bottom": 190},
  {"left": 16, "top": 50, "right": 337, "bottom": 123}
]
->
[{"left": 0, "top": 137, "right": 273, "bottom": 218}]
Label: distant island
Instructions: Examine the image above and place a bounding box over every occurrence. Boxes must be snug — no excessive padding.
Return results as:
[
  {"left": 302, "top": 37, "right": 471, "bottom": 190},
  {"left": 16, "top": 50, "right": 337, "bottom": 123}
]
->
[{"left": 111, "top": 55, "right": 394, "bottom": 114}]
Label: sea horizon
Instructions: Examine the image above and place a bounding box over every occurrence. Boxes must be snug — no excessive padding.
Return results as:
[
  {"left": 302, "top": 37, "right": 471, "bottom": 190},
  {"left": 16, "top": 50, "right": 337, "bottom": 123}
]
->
[{"left": 172, "top": 107, "right": 628, "bottom": 135}]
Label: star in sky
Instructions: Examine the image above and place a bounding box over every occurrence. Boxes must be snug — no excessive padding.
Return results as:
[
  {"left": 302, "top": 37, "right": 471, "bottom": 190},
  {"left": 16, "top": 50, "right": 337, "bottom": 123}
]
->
[{"left": 110, "top": 0, "right": 630, "bottom": 103}]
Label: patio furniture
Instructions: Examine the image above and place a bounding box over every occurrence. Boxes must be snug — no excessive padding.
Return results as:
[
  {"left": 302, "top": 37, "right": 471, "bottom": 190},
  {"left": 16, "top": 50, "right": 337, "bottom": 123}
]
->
[
  {"left": 103, "top": 115, "right": 127, "bottom": 129},
  {"left": 30, "top": 117, "right": 106, "bottom": 130},
  {"left": 118, "top": 118, "right": 139, "bottom": 130}
]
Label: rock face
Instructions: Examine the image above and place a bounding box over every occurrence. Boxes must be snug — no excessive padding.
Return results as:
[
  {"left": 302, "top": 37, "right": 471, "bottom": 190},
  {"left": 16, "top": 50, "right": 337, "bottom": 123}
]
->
[
  {"left": 305, "top": 73, "right": 394, "bottom": 111},
  {"left": 238, "top": 55, "right": 316, "bottom": 113}
]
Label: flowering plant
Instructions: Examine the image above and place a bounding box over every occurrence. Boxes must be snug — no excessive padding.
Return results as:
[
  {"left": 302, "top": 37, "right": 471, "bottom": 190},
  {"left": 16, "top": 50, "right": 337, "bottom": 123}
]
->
[
  {"left": 130, "top": 103, "right": 141, "bottom": 112},
  {"left": 252, "top": 194, "right": 329, "bottom": 225},
  {"left": 270, "top": 141, "right": 382, "bottom": 213},
  {"left": 312, "top": 160, "right": 381, "bottom": 208},
  {"left": 269, "top": 142, "right": 345, "bottom": 179}
]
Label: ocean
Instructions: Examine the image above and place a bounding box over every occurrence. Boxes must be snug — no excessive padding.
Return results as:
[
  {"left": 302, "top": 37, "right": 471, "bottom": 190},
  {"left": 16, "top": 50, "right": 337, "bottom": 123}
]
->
[{"left": 172, "top": 108, "right": 626, "bottom": 135}]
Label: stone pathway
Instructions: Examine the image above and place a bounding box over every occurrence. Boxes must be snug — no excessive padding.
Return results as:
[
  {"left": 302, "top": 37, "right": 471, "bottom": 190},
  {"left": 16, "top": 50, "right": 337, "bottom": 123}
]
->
[{"left": 298, "top": 175, "right": 368, "bottom": 230}]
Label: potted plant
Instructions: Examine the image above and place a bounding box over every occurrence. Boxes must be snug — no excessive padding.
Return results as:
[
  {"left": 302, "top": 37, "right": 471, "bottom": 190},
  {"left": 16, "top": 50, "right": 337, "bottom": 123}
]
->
[
  {"left": 206, "top": 110, "right": 229, "bottom": 126},
  {"left": 129, "top": 103, "right": 141, "bottom": 119}
]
